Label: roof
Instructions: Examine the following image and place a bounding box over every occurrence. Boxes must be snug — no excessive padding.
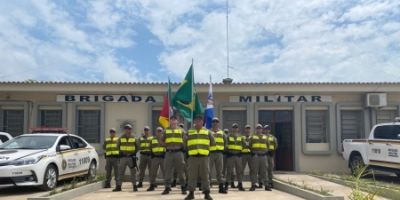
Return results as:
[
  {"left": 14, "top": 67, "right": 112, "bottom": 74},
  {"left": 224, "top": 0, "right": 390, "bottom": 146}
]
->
[{"left": 1, "top": 81, "right": 400, "bottom": 85}]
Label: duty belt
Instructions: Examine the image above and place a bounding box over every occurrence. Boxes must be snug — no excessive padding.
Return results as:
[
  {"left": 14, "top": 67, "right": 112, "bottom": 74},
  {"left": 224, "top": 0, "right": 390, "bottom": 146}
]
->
[
  {"left": 252, "top": 153, "right": 267, "bottom": 156},
  {"left": 210, "top": 150, "right": 224, "bottom": 153},
  {"left": 166, "top": 149, "right": 183, "bottom": 152},
  {"left": 140, "top": 152, "right": 152, "bottom": 156}
]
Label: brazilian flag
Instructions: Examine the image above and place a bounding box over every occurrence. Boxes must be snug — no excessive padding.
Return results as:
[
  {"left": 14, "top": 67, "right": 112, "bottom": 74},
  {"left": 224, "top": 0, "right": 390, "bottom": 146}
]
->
[{"left": 172, "top": 64, "right": 203, "bottom": 122}]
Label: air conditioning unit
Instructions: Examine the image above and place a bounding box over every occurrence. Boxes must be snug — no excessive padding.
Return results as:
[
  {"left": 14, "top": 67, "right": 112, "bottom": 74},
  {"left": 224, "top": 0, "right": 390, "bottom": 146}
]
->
[{"left": 366, "top": 93, "right": 387, "bottom": 107}]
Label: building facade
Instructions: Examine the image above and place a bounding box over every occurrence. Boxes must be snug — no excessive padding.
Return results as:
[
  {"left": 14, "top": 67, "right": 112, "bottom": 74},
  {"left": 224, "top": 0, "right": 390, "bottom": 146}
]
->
[{"left": 1, "top": 81, "right": 400, "bottom": 173}]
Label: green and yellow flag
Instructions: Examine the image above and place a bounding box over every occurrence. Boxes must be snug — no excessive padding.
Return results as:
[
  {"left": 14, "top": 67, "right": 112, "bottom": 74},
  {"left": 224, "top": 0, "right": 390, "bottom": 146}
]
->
[{"left": 172, "top": 64, "right": 203, "bottom": 122}]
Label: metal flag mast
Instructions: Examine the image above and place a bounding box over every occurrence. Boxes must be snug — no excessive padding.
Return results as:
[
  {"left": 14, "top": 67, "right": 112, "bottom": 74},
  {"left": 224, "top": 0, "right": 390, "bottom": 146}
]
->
[{"left": 223, "top": 0, "right": 233, "bottom": 84}]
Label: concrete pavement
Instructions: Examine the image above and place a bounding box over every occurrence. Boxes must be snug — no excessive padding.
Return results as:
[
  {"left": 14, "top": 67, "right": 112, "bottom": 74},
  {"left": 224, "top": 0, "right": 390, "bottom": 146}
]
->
[{"left": 72, "top": 182, "right": 305, "bottom": 200}]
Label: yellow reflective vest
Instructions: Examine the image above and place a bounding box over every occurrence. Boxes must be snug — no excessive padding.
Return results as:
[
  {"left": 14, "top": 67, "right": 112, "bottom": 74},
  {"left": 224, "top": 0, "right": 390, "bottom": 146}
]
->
[
  {"left": 119, "top": 136, "right": 136, "bottom": 155},
  {"left": 105, "top": 136, "right": 119, "bottom": 156},
  {"left": 187, "top": 128, "right": 211, "bottom": 156},
  {"left": 250, "top": 134, "right": 268, "bottom": 154},
  {"left": 227, "top": 135, "right": 243, "bottom": 154},
  {"left": 210, "top": 130, "right": 224, "bottom": 152},
  {"left": 139, "top": 136, "right": 153, "bottom": 153},
  {"left": 151, "top": 137, "right": 166, "bottom": 156},
  {"left": 267, "top": 134, "right": 277, "bottom": 151},
  {"left": 165, "top": 128, "right": 184, "bottom": 149}
]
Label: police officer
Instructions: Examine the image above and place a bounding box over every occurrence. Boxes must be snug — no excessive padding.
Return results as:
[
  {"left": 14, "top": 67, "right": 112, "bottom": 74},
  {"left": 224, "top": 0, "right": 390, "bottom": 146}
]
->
[
  {"left": 222, "top": 128, "right": 229, "bottom": 180},
  {"left": 241, "top": 125, "right": 252, "bottom": 181},
  {"left": 103, "top": 128, "right": 119, "bottom": 188},
  {"left": 225, "top": 123, "right": 245, "bottom": 191},
  {"left": 184, "top": 115, "right": 215, "bottom": 200},
  {"left": 161, "top": 116, "right": 187, "bottom": 195},
  {"left": 249, "top": 124, "right": 271, "bottom": 191},
  {"left": 113, "top": 124, "right": 139, "bottom": 192},
  {"left": 265, "top": 125, "right": 278, "bottom": 188},
  {"left": 137, "top": 126, "right": 153, "bottom": 188},
  {"left": 209, "top": 117, "right": 227, "bottom": 194},
  {"left": 147, "top": 127, "right": 166, "bottom": 191}
]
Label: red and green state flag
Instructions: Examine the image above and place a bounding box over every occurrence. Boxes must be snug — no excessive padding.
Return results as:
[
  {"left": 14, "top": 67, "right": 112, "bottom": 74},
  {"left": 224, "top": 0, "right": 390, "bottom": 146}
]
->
[
  {"left": 159, "top": 79, "right": 173, "bottom": 128},
  {"left": 172, "top": 64, "right": 203, "bottom": 122}
]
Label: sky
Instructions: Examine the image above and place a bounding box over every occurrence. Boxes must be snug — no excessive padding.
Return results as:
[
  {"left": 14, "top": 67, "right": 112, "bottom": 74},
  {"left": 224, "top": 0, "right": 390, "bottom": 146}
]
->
[{"left": 0, "top": 0, "right": 399, "bottom": 83}]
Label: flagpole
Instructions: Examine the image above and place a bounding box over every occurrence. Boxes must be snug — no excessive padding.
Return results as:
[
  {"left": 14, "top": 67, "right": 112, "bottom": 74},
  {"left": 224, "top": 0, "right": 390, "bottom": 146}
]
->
[
  {"left": 167, "top": 77, "right": 171, "bottom": 128},
  {"left": 191, "top": 59, "right": 194, "bottom": 128}
]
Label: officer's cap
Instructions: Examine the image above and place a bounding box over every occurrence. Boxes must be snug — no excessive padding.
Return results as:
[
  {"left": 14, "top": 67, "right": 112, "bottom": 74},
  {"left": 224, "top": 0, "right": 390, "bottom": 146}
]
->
[
  {"left": 256, "top": 124, "right": 263, "bottom": 129},
  {"left": 156, "top": 127, "right": 163, "bottom": 131},
  {"left": 212, "top": 117, "right": 220, "bottom": 122},
  {"left": 223, "top": 128, "right": 229, "bottom": 133},
  {"left": 124, "top": 124, "right": 132, "bottom": 129},
  {"left": 179, "top": 123, "right": 184, "bottom": 128},
  {"left": 245, "top": 124, "right": 251, "bottom": 129},
  {"left": 263, "top": 125, "right": 271, "bottom": 130},
  {"left": 232, "top": 123, "right": 239, "bottom": 128},
  {"left": 109, "top": 128, "right": 116, "bottom": 133},
  {"left": 144, "top": 126, "right": 150, "bottom": 131}
]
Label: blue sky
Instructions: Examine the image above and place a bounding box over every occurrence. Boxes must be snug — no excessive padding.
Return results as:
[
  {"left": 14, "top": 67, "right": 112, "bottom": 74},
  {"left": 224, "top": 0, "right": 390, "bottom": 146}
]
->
[{"left": 0, "top": 0, "right": 399, "bottom": 83}]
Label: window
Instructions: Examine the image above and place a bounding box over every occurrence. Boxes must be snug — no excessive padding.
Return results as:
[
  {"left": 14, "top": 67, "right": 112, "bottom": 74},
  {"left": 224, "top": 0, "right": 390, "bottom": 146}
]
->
[
  {"left": 40, "top": 110, "right": 62, "bottom": 127},
  {"left": 341, "top": 110, "right": 363, "bottom": 140},
  {"left": 222, "top": 110, "right": 247, "bottom": 130},
  {"left": 374, "top": 125, "right": 400, "bottom": 140},
  {"left": 151, "top": 110, "right": 161, "bottom": 134},
  {"left": 0, "top": 135, "right": 9, "bottom": 143},
  {"left": 58, "top": 136, "right": 72, "bottom": 150},
  {"left": 1, "top": 109, "right": 24, "bottom": 137},
  {"left": 77, "top": 110, "right": 100, "bottom": 143},
  {"left": 376, "top": 109, "right": 397, "bottom": 124},
  {"left": 69, "top": 136, "right": 87, "bottom": 148},
  {"left": 306, "top": 110, "right": 328, "bottom": 143}
]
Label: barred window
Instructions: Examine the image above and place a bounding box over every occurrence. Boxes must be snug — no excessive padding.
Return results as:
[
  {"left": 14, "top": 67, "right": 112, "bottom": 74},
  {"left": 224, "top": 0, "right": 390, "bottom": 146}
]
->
[
  {"left": 341, "top": 110, "right": 363, "bottom": 140},
  {"left": 77, "top": 110, "right": 100, "bottom": 143},
  {"left": 306, "top": 110, "right": 328, "bottom": 143},
  {"left": 40, "top": 110, "right": 62, "bottom": 127},
  {"left": 222, "top": 110, "right": 247, "bottom": 130},
  {"left": 1, "top": 109, "right": 24, "bottom": 137}
]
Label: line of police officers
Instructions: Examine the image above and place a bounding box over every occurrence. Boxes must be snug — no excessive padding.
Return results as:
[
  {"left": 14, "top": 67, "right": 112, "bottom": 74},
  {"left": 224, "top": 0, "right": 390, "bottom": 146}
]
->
[{"left": 103, "top": 115, "right": 277, "bottom": 200}]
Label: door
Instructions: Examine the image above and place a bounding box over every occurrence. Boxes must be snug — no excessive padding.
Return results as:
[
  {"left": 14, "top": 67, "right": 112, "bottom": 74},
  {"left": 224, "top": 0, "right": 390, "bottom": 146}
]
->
[
  {"left": 69, "top": 136, "right": 91, "bottom": 172},
  {"left": 258, "top": 110, "right": 294, "bottom": 171},
  {"left": 368, "top": 125, "right": 390, "bottom": 164},
  {"left": 57, "top": 136, "right": 77, "bottom": 175}
]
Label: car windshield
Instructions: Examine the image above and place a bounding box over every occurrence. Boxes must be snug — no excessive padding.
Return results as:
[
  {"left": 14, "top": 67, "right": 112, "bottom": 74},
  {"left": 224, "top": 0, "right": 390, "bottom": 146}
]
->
[{"left": 0, "top": 135, "right": 58, "bottom": 150}]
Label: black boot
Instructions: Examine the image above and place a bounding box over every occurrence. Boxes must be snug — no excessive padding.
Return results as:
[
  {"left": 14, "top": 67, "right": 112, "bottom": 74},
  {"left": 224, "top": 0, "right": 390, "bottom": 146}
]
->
[
  {"left": 112, "top": 185, "right": 121, "bottom": 192},
  {"left": 104, "top": 182, "right": 111, "bottom": 188},
  {"left": 249, "top": 184, "right": 256, "bottom": 191},
  {"left": 137, "top": 182, "right": 143, "bottom": 188},
  {"left": 238, "top": 182, "right": 245, "bottom": 191},
  {"left": 204, "top": 190, "right": 213, "bottom": 200},
  {"left": 230, "top": 182, "right": 236, "bottom": 188},
  {"left": 133, "top": 185, "right": 138, "bottom": 192},
  {"left": 218, "top": 183, "right": 227, "bottom": 194},
  {"left": 257, "top": 182, "right": 263, "bottom": 188},
  {"left": 184, "top": 191, "right": 195, "bottom": 200},
  {"left": 265, "top": 185, "right": 272, "bottom": 191},
  {"left": 147, "top": 184, "right": 155, "bottom": 191},
  {"left": 171, "top": 179, "right": 177, "bottom": 187},
  {"left": 269, "top": 182, "right": 274, "bottom": 188},
  {"left": 224, "top": 182, "right": 229, "bottom": 191},
  {"left": 161, "top": 187, "right": 171, "bottom": 195},
  {"left": 181, "top": 186, "right": 187, "bottom": 194}
]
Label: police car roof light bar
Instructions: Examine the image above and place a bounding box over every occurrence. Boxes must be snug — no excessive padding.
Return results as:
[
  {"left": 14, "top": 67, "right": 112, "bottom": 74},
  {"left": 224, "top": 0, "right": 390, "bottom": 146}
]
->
[{"left": 30, "top": 127, "right": 69, "bottom": 134}]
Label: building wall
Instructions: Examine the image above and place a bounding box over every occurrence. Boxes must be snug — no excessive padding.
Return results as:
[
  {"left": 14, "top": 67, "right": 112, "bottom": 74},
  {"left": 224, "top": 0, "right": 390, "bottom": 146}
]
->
[{"left": 1, "top": 83, "right": 400, "bottom": 173}]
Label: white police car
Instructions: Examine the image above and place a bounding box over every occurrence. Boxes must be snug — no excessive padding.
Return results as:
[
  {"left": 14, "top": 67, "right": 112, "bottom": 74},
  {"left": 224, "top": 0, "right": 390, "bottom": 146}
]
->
[{"left": 0, "top": 128, "right": 99, "bottom": 190}]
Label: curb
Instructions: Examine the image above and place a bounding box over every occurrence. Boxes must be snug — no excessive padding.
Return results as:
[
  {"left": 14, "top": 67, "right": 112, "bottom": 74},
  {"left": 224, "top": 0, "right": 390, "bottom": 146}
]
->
[
  {"left": 311, "top": 175, "right": 400, "bottom": 200},
  {"left": 27, "top": 181, "right": 105, "bottom": 200},
  {"left": 274, "top": 179, "right": 345, "bottom": 200}
]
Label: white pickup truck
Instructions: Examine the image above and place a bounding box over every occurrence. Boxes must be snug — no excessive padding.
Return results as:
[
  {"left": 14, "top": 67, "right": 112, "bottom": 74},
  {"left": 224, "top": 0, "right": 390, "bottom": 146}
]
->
[{"left": 343, "top": 122, "right": 400, "bottom": 177}]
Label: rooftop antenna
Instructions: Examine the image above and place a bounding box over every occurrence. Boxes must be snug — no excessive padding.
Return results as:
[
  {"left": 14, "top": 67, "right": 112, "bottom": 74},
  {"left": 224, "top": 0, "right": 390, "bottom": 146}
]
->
[{"left": 223, "top": 0, "right": 233, "bottom": 84}]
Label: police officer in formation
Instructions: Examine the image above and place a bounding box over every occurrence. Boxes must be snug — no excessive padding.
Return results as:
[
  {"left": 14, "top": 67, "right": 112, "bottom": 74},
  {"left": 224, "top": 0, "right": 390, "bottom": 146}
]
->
[
  {"left": 103, "top": 128, "right": 119, "bottom": 188},
  {"left": 265, "top": 125, "right": 278, "bottom": 188},
  {"left": 225, "top": 123, "right": 245, "bottom": 191},
  {"left": 184, "top": 115, "right": 215, "bottom": 200},
  {"left": 137, "top": 126, "right": 152, "bottom": 188},
  {"left": 208, "top": 117, "right": 227, "bottom": 194},
  {"left": 241, "top": 125, "right": 252, "bottom": 180},
  {"left": 161, "top": 116, "right": 187, "bottom": 195},
  {"left": 147, "top": 127, "right": 166, "bottom": 191},
  {"left": 113, "top": 124, "right": 139, "bottom": 192},
  {"left": 249, "top": 124, "right": 271, "bottom": 191}
]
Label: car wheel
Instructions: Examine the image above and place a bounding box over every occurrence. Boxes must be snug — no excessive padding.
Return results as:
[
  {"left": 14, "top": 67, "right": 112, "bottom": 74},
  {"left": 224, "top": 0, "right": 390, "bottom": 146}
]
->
[
  {"left": 87, "top": 161, "right": 97, "bottom": 180},
  {"left": 40, "top": 164, "right": 58, "bottom": 190},
  {"left": 349, "top": 155, "right": 366, "bottom": 177}
]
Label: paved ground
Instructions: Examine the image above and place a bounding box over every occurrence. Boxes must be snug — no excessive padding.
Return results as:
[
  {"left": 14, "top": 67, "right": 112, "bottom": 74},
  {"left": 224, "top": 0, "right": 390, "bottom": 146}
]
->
[
  {"left": 72, "top": 182, "right": 305, "bottom": 200},
  {"left": 275, "top": 174, "right": 389, "bottom": 200},
  {"left": 0, "top": 186, "right": 47, "bottom": 200}
]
